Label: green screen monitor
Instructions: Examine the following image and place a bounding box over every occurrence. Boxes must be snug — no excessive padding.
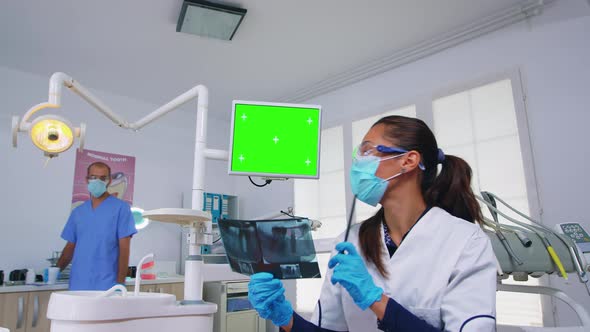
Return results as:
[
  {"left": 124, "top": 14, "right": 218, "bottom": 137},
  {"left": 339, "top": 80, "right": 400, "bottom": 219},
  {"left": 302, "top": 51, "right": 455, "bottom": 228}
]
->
[{"left": 229, "top": 100, "right": 322, "bottom": 179}]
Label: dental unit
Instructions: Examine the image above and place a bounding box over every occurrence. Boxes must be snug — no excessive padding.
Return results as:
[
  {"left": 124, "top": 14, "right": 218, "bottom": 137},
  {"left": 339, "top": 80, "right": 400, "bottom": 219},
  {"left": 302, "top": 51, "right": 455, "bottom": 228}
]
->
[
  {"left": 477, "top": 191, "right": 590, "bottom": 330},
  {"left": 12, "top": 72, "right": 224, "bottom": 331}
]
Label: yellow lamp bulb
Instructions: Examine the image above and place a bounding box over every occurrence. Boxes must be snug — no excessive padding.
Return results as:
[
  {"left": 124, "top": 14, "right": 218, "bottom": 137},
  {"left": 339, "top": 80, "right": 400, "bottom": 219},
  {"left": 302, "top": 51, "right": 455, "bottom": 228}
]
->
[{"left": 47, "top": 126, "right": 59, "bottom": 141}]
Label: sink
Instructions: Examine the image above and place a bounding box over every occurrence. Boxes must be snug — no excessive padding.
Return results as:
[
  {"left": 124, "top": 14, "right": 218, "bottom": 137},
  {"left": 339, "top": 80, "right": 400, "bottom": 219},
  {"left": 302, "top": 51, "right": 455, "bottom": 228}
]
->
[
  {"left": 47, "top": 290, "right": 217, "bottom": 332},
  {"left": 48, "top": 291, "right": 177, "bottom": 321}
]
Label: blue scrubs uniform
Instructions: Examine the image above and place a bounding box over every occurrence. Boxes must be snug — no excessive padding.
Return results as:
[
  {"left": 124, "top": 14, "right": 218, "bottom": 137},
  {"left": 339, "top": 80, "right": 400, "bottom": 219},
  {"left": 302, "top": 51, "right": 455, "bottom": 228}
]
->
[{"left": 61, "top": 195, "right": 137, "bottom": 290}]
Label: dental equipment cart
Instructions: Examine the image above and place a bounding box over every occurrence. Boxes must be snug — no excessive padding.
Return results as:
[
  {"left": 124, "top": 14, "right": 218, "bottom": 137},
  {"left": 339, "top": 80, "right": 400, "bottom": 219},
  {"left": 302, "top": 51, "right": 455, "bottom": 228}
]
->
[{"left": 203, "top": 280, "right": 266, "bottom": 332}]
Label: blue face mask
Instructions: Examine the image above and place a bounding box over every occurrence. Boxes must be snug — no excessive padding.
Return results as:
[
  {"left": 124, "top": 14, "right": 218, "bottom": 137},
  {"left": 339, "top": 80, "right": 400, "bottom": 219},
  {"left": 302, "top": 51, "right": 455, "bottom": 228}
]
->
[
  {"left": 88, "top": 179, "right": 108, "bottom": 198},
  {"left": 350, "top": 154, "right": 406, "bottom": 206}
]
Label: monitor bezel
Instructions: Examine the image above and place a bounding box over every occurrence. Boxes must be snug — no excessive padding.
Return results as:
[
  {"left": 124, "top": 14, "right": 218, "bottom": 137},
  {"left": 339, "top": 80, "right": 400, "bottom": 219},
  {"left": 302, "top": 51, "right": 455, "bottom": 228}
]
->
[{"left": 228, "top": 100, "right": 322, "bottom": 179}]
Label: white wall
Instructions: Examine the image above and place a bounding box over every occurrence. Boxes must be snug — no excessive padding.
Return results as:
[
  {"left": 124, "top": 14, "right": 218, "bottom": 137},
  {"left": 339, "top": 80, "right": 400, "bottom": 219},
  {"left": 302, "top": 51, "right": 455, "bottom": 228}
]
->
[
  {"left": 234, "top": 0, "right": 590, "bottom": 327},
  {"left": 0, "top": 66, "right": 237, "bottom": 277}
]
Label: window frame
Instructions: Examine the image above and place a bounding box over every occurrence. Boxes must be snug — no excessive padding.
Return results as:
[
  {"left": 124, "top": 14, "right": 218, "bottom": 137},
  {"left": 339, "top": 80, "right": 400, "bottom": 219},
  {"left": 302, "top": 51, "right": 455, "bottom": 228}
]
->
[
  {"left": 428, "top": 69, "right": 549, "bottom": 326},
  {"left": 428, "top": 68, "right": 542, "bottom": 225}
]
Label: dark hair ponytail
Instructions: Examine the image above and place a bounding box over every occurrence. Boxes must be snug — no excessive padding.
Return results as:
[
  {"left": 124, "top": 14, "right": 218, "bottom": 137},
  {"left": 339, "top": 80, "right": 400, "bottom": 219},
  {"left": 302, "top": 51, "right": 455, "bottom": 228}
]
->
[
  {"left": 425, "top": 155, "right": 482, "bottom": 224},
  {"left": 358, "top": 115, "right": 482, "bottom": 277},
  {"left": 358, "top": 208, "right": 388, "bottom": 277}
]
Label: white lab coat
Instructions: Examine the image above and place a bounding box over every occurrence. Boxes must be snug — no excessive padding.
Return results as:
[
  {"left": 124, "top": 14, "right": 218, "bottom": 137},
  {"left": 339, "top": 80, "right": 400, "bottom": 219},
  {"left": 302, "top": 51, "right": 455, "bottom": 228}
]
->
[{"left": 311, "top": 207, "right": 497, "bottom": 332}]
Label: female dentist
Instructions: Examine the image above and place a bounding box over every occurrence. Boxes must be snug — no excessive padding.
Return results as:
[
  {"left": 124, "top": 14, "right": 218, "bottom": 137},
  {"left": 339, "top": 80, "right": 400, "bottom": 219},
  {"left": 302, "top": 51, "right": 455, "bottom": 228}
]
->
[{"left": 248, "top": 116, "right": 497, "bottom": 331}]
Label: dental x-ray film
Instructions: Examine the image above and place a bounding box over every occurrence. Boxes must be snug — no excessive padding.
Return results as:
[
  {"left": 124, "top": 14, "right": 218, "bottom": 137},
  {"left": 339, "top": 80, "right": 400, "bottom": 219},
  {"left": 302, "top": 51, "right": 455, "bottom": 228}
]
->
[{"left": 218, "top": 218, "right": 321, "bottom": 279}]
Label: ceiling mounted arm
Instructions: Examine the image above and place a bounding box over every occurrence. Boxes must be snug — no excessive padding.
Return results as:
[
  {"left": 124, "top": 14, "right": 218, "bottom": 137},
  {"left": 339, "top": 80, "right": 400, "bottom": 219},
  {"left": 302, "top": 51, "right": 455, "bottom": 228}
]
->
[{"left": 42, "top": 72, "right": 208, "bottom": 131}]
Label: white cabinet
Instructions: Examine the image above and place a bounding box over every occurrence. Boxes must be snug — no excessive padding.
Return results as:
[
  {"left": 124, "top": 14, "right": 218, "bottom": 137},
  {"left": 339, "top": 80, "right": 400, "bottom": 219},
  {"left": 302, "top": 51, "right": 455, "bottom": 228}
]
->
[
  {"left": 126, "top": 282, "right": 181, "bottom": 298},
  {"left": 26, "top": 291, "right": 51, "bottom": 332},
  {"left": 226, "top": 311, "right": 266, "bottom": 332},
  {"left": 0, "top": 292, "right": 27, "bottom": 331},
  {"left": 227, "top": 311, "right": 265, "bottom": 332},
  {"left": 139, "top": 283, "right": 173, "bottom": 295},
  {"left": 0, "top": 291, "right": 51, "bottom": 332},
  {"left": 170, "top": 282, "right": 184, "bottom": 300},
  {"left": 204, "top": 281, "right": 266, "bottom": 332}
]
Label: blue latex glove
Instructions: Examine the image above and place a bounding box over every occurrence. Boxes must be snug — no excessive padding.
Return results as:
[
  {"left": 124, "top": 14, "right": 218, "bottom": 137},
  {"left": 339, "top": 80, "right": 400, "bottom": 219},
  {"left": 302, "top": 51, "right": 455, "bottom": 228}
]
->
[
  {"left": 248, "top": 272, "right": 293, "bottom": 326},
  {"left": 328, "top": 242, "right": 383, "bottom": 310}
]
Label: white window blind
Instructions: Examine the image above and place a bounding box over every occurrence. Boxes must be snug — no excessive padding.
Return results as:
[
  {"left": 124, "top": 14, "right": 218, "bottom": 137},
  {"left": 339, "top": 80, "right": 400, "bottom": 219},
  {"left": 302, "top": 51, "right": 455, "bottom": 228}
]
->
[
  {"left": 351, "top": 105, "right": 417, "bottom": 223},
  {"left": 433, "top": 79, "right": 542, "bottom": 327},
  {"left": 294, "top": 126, "right": 346, "bottom": 239},
  {"left": 294, "top": 126, "right": 346, "bottom": 315}
]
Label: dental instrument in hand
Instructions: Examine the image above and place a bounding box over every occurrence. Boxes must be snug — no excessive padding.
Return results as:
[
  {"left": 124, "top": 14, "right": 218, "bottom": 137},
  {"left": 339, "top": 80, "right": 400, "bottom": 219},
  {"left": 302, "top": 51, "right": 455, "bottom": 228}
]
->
[{"left": 344, "top": 196, "right": 357, "bottom": 242}]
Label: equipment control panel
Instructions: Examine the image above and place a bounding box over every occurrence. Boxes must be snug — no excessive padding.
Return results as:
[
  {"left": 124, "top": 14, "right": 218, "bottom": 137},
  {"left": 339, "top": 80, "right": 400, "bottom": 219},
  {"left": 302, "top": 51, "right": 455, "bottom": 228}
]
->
[{"left": 556, "top": 222, "right": 590, "bottom": 272}]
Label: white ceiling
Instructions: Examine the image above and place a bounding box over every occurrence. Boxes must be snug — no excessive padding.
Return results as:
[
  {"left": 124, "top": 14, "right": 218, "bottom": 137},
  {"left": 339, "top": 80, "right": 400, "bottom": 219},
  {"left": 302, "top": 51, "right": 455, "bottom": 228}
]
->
[{"left": 0, "top": 0, "right": 526, "bottom": 120}]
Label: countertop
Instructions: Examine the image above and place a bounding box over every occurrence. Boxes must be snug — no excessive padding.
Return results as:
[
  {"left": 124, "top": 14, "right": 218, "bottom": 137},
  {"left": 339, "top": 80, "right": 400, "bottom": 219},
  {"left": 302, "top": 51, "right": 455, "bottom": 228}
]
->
[
  {"left": 0, "top": 264, "right": 247, "bottom": 294},
  {"left": 0, "top": 276, "right": 185, "bottom": 294}
]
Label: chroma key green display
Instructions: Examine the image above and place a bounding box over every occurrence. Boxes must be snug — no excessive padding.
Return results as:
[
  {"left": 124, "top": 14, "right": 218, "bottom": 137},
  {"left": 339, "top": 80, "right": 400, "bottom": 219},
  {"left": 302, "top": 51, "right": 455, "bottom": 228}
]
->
[{"left": 229, "top": 101, "right": 321, "bottom": 179}]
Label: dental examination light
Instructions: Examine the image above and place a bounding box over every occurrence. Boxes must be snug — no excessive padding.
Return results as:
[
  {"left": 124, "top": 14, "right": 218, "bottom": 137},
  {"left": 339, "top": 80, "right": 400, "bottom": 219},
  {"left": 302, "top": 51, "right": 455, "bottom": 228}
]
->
[
  {"left": 12, "top": 103, "right": 86, "bottom": 158},
  {"left": 11, "top": 72, "right": 223, "bottom": 305}
]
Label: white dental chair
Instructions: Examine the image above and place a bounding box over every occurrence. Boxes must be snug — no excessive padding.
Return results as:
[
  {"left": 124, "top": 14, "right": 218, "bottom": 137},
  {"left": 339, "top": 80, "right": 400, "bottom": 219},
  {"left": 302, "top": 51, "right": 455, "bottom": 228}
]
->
[
  {"left": 498, "top": 327, "right": 586, "bottom": 332},
  {"left": 496, "top": 284, "right": 590, "bottom": 332},
  {"left": 489, "top": 230, "right": 590, "bottom": 332}
]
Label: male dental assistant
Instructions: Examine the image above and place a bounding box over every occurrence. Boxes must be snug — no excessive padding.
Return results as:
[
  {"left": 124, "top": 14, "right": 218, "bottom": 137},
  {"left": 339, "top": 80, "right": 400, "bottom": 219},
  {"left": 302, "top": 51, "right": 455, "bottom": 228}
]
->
[{"left": 57, "top": 161, "right": 137, "bottom": 290}]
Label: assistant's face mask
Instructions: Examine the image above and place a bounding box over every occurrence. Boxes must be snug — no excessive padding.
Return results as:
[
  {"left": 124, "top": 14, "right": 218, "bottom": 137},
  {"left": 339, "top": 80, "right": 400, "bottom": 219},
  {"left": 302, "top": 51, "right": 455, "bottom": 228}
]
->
[
  {"left": 350, "top": 154, "right": 406, "bottom": 206},
  {"left": 88, "top": 179, "right": 108, "bottom": 198}
]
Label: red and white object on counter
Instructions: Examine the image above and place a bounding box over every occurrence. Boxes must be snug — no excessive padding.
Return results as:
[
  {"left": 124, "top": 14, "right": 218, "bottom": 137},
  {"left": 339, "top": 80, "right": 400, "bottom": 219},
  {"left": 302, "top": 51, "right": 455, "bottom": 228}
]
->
[
  {"left": 134, "top": 253, "right": 155, "bottom": 296},
  {"left": 140, "top": 260, "right": 156, "bottom": 280}
]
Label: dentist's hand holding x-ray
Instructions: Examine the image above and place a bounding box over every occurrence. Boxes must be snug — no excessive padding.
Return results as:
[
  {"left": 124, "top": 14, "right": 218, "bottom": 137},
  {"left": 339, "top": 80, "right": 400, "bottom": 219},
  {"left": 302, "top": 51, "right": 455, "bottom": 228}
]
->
[{"left": 249, "top": 115, "right": 497, "bottom": 332}]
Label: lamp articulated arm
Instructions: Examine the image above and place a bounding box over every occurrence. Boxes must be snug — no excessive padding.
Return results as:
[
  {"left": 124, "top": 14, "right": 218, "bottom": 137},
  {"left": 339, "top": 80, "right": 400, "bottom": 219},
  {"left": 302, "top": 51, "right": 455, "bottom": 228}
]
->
[
  {"left": 25, "top": 72, "right": 209, "bottom": 131},
  {"left": 14, "top": 72, "right": 212, "bottom": 160}
]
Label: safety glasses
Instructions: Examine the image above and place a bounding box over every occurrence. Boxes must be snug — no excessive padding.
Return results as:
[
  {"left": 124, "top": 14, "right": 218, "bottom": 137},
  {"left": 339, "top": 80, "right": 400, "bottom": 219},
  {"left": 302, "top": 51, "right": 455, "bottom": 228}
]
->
[
  {"left": 354, "top": 142, "right": 409, "bottom": 158},
  {"left": 353, "top": 142, "right": 426, "bottom": 170}
]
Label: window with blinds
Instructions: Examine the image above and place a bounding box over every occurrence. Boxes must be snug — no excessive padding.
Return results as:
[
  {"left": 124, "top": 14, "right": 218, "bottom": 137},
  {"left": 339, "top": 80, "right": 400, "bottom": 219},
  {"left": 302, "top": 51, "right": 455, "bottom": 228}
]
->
[
  {"left": 294, "top": 126, "right": 346, "bottom": 315},
  {"left": 432, "top": 79, "right": 542, "bottom": 327},
  {"left": 294, "top": 126, "right": 346, "bottom": 240}
]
